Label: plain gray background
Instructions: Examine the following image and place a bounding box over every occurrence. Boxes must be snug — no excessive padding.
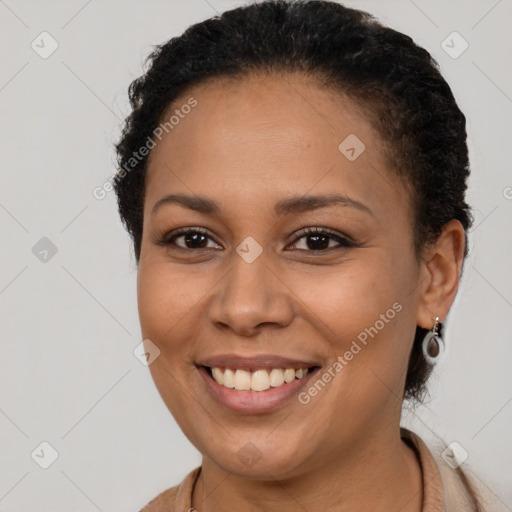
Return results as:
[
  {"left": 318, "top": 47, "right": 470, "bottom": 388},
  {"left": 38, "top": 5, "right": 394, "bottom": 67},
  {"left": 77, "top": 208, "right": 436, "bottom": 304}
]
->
[{"left": 0, "top": 0, "right": 511, "bottom": 510}]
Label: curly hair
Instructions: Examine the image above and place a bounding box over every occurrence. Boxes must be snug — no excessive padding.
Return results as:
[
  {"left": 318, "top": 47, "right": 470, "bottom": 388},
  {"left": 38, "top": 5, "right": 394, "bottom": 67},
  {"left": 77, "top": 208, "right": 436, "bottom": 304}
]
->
[{"left": 113, "top": 0, "right": 473, "bottom": 404}]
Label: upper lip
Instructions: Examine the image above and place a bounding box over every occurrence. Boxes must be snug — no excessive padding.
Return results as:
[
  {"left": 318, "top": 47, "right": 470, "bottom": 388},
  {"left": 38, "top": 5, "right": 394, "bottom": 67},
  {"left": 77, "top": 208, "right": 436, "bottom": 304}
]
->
[{"left": 197, "top": 354, "right": 320, "bottom": 371}]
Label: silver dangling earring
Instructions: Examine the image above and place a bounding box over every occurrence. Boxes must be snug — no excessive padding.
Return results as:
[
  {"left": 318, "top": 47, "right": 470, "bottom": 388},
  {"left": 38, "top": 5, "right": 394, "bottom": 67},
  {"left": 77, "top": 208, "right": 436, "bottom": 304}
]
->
[{"left": 422, "top": 316, "right": 444, "bottom": 365}]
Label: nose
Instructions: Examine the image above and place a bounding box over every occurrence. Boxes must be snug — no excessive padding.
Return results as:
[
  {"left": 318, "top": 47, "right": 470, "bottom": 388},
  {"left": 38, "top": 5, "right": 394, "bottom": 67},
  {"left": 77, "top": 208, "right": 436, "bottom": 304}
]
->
[{"left": 207, "top": 255, "right": 294, "bottom": 337}]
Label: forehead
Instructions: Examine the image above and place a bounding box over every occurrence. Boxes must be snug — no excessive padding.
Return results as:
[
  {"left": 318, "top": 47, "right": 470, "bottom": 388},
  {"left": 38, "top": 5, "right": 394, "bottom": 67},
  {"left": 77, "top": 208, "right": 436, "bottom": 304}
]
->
[{"left": 144, "top": 73, "right": 408, "bottom": 220}]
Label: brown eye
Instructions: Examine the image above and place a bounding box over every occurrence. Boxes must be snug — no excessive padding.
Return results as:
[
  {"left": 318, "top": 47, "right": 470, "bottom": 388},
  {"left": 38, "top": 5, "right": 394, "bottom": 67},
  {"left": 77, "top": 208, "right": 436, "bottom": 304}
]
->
[
  {"left": 156, "top": 228, "right": 221, "bottom": 250},
  {"left": 288, "top": 227, "right": 355, "bottom": 252}
]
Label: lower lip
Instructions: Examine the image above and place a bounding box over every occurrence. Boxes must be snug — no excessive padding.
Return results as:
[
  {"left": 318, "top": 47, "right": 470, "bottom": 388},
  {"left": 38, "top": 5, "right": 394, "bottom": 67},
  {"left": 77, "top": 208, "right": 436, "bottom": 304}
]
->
[{"left": 197, "top": 366, "right": 320, "bottom": 414}]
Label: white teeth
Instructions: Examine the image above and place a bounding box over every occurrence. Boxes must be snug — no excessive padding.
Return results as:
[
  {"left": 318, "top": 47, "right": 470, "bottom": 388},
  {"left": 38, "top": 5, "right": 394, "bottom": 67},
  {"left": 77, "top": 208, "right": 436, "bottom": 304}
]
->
[
  {"left": 251, "top": 370, "right": 270, "bottom": 391},
  {"left": 223, "top": 368, "right": 235, "bottom": 388},
  {"left": 212, "top": 367, "right": 224, "bottom": 385},
  {"left": 269, "top": 368, "right": 285, "bottom": 387},
  {"left": 209, "top": 366, "right": 311, "bottom": 391},
  {"left": 234, "top": 369, "right": 251, "bottom": 390},
  {"left": 284, "top": 368, "right": 295, "bottom": 383}
]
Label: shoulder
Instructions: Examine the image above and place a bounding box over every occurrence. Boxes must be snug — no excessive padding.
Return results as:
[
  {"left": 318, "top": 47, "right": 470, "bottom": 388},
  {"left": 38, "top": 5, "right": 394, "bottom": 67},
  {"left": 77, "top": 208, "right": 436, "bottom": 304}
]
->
[
  {"left": 406, "top": 428, "right": 508, "bottom": 512},
  {"left": 140, "top": 485, "right": 179, "bottom": 512},
  {"left": 139, "top": 466, "right": 202, "bottom": 512},
  {"left": 435, "top": 451, "right": 509, "bottom": 512}
]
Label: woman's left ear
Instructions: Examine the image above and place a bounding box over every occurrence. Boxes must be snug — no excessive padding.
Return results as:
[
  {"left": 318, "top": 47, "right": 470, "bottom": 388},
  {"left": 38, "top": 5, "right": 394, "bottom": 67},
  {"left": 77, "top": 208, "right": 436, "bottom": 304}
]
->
[{"left": 416, "top": 219, "right": 467, "bottom": 329}]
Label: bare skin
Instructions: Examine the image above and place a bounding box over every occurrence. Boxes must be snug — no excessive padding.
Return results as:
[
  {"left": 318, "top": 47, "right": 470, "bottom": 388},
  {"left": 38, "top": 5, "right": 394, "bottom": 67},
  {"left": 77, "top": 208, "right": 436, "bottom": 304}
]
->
[{"left": 136, "top": 72, "right": 466, "bottom": 511}]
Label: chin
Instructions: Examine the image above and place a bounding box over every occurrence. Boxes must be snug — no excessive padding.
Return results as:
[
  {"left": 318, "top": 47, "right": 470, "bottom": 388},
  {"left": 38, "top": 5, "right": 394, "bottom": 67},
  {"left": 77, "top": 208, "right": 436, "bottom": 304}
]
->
[
  {"left": 197, "top": 433, "right": 314, "bottom": 481},
  {"left": 214, "top": 452, "right": 307, "bottom": 481}
]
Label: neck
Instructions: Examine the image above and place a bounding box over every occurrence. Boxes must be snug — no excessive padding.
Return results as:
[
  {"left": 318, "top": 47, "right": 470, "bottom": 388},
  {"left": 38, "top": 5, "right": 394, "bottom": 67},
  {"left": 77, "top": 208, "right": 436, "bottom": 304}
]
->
[{"left": 192, "top": 427, "right": 423, "bottom": 512}]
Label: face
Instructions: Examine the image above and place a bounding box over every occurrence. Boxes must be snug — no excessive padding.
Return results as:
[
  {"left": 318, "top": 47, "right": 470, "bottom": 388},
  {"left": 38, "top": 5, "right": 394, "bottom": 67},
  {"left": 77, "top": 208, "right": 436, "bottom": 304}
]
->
[{"left": 137, "top": 73, "right": 424, "bottom": 479}]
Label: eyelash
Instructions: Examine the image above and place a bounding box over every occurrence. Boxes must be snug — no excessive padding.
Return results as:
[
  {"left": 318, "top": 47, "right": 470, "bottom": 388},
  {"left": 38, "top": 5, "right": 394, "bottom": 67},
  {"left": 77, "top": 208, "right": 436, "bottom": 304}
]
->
[{"left": 155, "top": 226, "right": 356, "bottom": 253}]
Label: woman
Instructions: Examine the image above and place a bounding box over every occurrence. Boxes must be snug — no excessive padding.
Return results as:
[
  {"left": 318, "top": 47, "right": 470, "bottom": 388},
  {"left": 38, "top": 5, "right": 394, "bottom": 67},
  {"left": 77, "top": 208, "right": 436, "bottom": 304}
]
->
[{"left": 113, "top": 1, "right": 493, "bottom": 510}]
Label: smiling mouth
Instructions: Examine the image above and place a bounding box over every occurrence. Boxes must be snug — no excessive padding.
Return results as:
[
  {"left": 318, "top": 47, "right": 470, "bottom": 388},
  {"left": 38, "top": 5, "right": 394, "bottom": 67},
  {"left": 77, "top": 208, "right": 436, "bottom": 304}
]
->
[{"left": 203, "top": 365, "right": 320, "bottom": 392}]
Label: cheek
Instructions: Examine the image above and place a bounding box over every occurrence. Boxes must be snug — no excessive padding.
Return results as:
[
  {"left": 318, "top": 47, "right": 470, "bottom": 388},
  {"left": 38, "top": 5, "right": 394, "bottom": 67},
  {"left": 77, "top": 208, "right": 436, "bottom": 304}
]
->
[
  {"left": 291, "top": 255, "right": 399, "bottom": 336},
  {"left": 137, "top": 262, "right": 200, "bottom": 334},
  {"left": 296, "top": 253, "right": 415, "bottom": 396},
  {"left": 350, "top": 266, "right": 416, "bottom": 395},
  {"left": 136, "top": 263, "right": 207, "bottom": 430},
  {"left": 136, "top": 262, "right": 211, "bottom": 370}
]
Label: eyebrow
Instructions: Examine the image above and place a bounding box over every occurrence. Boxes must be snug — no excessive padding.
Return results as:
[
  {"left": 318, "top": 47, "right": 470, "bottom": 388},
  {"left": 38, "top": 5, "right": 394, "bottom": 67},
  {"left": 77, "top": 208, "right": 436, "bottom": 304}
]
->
[{"left": 151, "top": 193, "right": 374, "bottom": 217}]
